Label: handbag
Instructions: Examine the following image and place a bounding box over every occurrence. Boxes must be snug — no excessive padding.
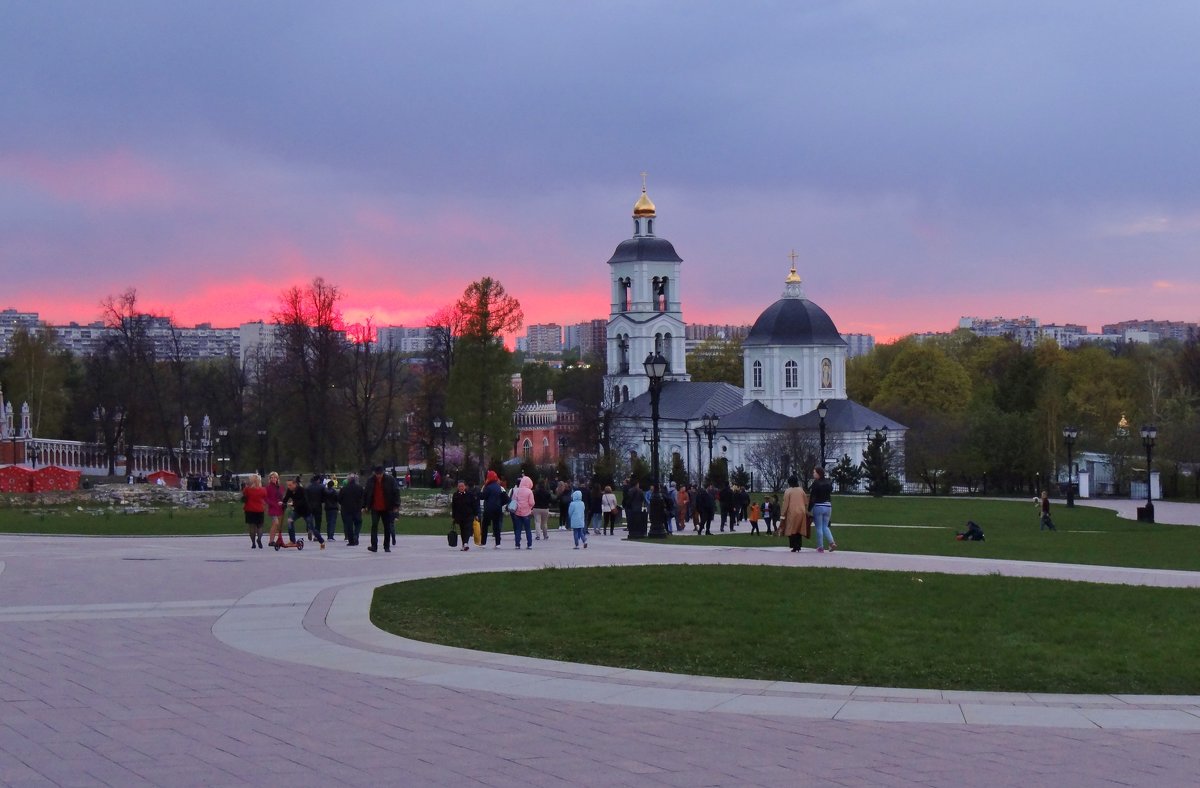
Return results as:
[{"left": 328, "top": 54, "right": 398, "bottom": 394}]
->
[
  {"left": 507, "top": 497, "right": 519, "bottom": 513},
  {"left": 447, "top": 528, "right": 458, "bottom": 547},
  {"left": 472, "top": 517, "right": 482, "bottom": 545}
]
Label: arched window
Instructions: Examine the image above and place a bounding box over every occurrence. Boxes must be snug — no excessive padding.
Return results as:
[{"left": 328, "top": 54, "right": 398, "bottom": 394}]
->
[
  {"left": 663, "top": 332, "right": 673, "bottom": 372},
  {"left": 542, "top": 437, "right": 550, "bottom": 462},
  {"left": 622, "top": 385, "right": 629, "bottom": 402},
  {"left": 752, "top": 360, "right": 763, "bottom": 388},
  {"left": 618, "top": 334, "right": 630, "bottom": 374},
  {"left": 821, "top": 358, "right": 832, "bottom": 389},
  {"left": 647, "top": 218, "right": 653, "bottom": 235},
  {"left": 784, "top": 360, "right": 798, "bottom": 389},
  {"left": 522, "top": 438, "right": 532, "bottom": 460},
  {"left": 612, "top": 385, "right": 620, "bottom": 404},
  {"left": 654, "top": 276, "right": 668, "bottom": 311}
]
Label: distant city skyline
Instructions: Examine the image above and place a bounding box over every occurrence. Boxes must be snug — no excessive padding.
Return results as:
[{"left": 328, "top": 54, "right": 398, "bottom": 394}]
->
[{"left": 3, "top": 3, "right": 1198, "bottom": 342}]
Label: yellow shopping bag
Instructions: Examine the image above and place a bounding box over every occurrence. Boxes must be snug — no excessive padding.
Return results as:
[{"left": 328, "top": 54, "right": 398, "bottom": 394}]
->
[{"left": 472, "top": 517, "right": 482, "bottom": 545}]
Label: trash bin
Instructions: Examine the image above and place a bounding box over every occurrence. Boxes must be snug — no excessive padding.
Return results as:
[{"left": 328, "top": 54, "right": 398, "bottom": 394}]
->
[{"left": 1136, "top": 505, "right": 1155, "bottom": 523}]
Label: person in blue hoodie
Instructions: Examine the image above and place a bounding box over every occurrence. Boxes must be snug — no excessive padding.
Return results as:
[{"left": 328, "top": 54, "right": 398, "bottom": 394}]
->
[{"left": 568, "top": 489, "right": 587, "bottom": 549}]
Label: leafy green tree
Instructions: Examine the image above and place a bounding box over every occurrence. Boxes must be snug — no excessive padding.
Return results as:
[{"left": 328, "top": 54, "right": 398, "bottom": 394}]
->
[
  {"left": 687, "top": 337, "right": 743, "bottom": 386},
  {"left": 670, "top": 452, "right": 688, "bottom": 486},
  {"left": 872, "top": 343, "right": 971, "bottom": 416},
  {"left": 730, "top": 463, "right": 751, "bottom": 488},
  {"left": 861, "top": 431, "right": 897, "bottom": 496},
  {"left": 445, "top": 278, "right": 523, "bottom": 480},
  {"left": 705, "top": 457, "right": 728, "bottom": 488},
  {"left": 4, "top": 326, "right": 73, "bottom": 438}
]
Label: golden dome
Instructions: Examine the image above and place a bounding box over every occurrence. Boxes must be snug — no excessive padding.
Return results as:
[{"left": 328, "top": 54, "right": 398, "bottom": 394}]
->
[
  {"left": 633, "top": 188, "right": 656, "bottom": 218},
  {"left": 785, "top": 266, "right": 802, "bottom": 284}
]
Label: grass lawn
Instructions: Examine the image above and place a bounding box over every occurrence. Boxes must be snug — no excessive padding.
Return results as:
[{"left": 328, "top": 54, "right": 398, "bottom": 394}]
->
[
  {"left": 0, "top": 489, "right": 453, "bottom": 537},
  {"left": 667, "top": 497, "right": 1200, "bottom": 572},
  {"left": 371, "top": 565, "right": 1200, "bottom": 694}
]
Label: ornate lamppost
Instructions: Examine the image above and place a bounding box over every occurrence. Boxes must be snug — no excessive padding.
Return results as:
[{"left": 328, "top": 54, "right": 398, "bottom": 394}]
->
[
  {"left": 433, "top": 418, "right": 453, "bottom": 482},
  {"left": 388, "top": 430, "right": 402, "bottom": 479},
  {"left": 643, "top": 352, "right": 668, "bottom": 539},
  {"left": 816, "top": 399, "right": 829, "bottom": 469},
  {"left": 1062, "top": 426, "right": 1078, "bottom": 508},
  {"left": 217, "top": 428, "right": 229, "bottom": 476},
  {"left": 1140, "top": 424, "right": 1157, "bottom": 523},
  {"left": 701, "top": 413, "right": 719, "bottom": 484}
]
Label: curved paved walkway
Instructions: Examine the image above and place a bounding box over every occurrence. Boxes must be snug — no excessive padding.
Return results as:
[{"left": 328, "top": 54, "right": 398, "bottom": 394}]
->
[{"left": 2, "top": 531, "right": 1199, "bottom": 786}]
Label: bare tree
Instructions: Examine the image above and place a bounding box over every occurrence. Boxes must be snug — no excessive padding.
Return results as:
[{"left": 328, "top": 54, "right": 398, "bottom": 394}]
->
[{"left": 342, "top": 318, "right": 413, "bottom": 468}]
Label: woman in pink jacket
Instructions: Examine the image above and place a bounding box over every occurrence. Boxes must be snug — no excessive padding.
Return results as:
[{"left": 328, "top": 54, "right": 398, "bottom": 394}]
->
[
  {"left": 265, "top": 471, "right": 286, "bottom": 548},
  {"left": 511, "top": 475, "right": 536, "bottom": 549}
]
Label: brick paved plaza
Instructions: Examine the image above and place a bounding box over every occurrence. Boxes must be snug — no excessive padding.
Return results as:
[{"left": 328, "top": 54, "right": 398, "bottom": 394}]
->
[{"left": 2, "top": 512, "right": 1199, "bottom": 787}]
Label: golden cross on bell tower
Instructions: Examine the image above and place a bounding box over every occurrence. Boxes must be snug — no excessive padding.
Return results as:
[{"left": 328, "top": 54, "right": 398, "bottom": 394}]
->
[
  {"left": 788, "top": 249, "right": 799, "bottom": 266},
  {"left": 641, "top": 171, "right": 648, "bottom": 191}
]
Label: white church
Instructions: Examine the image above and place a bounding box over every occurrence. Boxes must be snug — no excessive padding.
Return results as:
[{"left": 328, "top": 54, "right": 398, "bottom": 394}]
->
[{"left": 604, "top": 183, "right": 906, "bottom": 485}]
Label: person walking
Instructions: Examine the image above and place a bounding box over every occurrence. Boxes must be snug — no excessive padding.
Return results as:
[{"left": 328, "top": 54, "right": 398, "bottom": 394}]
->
[
  {"left": 451, "top": 480, "right": 475, "bottom": 551},
  {"left": 623, "top": 477, "right": 644, "bottom": 537},
  {"left": 265, "top": 471, "right": 285, "bottom": 548},
  {"left": 747, "top": 499, "right": 762, "bottom": 534},
  {"left": 532, "top": 479, "right": 552, "bottom": 540},
  {"left": 674, "top": 484, "right": 690, "bottom": 534},
  {"left": 1038, "top": 491, "right": 1057, "bottom": 531},
  {"left": 763, "top": 495, "right": 777, "bottom": 535},
  {"left": 779, "top": 475, "right": 810, "bottom": 552},
  {"left": 304, "top": 475, "right": 326, "bottom": 544},
  {"left": 364, "top": 465, "right": 398, "bottom": 553},
  {"left": 568, "top": 489, "right": 588, "bottom": 549},
  {"left": 810, "top": 467, "right": 836, "bottom": 552},
  {"left": 480, "top": 470, "right": 506, "bottom": 548},
  {"left": 323, "top": 479, "right": 340, "bottom": 541},
  {"left": 338, "top": 473, "right": 364, "bottom": 545},
  {"left": 588, "top": 481, "right": 604, "bottom": 535},
  {"left": 601, "top": 485, "right": 619, "bottom": 535},
  {"left": 718, "top": 483, "right": 734, "bottom": 531},
  {"left": 241, "top": 473, "right": 267, "bottom": 549},
  {"left": 511, "top": 474, "right": 535, "bottom": 549},
  {"left": 696, "top": 484, "right": 716, "bottom": 535}
]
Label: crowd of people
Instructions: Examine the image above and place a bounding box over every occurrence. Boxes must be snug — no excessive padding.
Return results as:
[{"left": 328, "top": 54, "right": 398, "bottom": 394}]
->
[
  {"left": 239, "top": 465, "right": 403, "bottom": 551},
  {"left": 242, "top": 463, "right": 840, "bottom": 554}
]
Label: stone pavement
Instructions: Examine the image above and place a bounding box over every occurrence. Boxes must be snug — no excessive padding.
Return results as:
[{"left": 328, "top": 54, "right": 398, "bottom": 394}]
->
[{"left": 1, "top": 531, "right": 1199, "bottom": 787}]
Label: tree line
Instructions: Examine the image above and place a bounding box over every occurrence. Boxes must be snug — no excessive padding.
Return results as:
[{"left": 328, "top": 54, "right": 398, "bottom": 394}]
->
[{"left": 848, "top": 331, "right": 1200, "bottom": 496}]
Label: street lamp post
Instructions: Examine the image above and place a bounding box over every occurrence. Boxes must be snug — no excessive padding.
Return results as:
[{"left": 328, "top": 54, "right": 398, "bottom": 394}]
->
[
  {"left": 1062, "top": 426, "right": 1078, "bottom": 508},
  {"left": 701, "top": 413, "right": 719, "bottom": 485},
  {"left": 257, "top": 429, "right": 267, "bottom": 477},
  {"left": 433, "top": 418, "right": 453, "bottom": 484},
  {"left": 643, "top": 352, "right": 668, "bottom": 539},
  {"left": 217, "top": 428, "right": 229, "bottom": 476},
  {"left": 816, "top": 399, "right": 829, "bottom": 469},
  {"left": 388, "top": 430, "right": 401, "bottom": 479},
  {"left": 1140, "top": 424, "right": 1157, "bottom": 523}
]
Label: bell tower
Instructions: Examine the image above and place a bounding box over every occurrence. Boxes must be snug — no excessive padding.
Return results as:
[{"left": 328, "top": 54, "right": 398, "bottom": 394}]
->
[{"left": 604, "top": 176, "right": 689, "bottom": 404}]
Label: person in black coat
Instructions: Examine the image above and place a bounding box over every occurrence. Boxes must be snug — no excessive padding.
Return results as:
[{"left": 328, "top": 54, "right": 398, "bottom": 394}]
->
[
  {"left": 479, "top": 470, "right": 506, "bottom": 547},
  {"left": 363, "top": 466, "right": 400, "bottom": 553},
  {"left": 304, "top": 476, "right": 326, "bottom": 543},
  {"left": 338, "top": 474, "right": 364, "bottom": 545},
  {"left": 718, "top": 484, "right": 735, "bottom": 531},
  {"left": 323, "top": 480, "right": 340, "bottom": 541},
  {"left": 623, "top": 478, "right": 645, "bottom": 538},
  {"left": 696, "top": 485, "right": 716, "bottom": 535},
  {"left": 451, "top": 480, "right": 476, "bottom": 551}
]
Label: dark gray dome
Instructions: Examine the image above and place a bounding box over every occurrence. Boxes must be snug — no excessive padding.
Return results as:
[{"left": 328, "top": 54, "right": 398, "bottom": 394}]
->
[
  {"left": 744, "top": 298, "right": 846, "bottom": 347},
  {"left": 606, "top": 237, "right": 682, "bottom": 264}
]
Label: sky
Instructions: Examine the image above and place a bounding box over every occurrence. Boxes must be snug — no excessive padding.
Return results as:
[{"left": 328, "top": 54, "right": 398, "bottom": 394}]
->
[{"left": 2, "top": 1, "right": 1198, "bottom": 343}]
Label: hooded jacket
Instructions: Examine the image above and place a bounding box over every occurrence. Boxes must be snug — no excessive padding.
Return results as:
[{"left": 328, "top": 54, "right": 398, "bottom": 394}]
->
[
  {"left": 481, "top": 471, "right": 506, "bottom": 514},
  {"left": 512, "top": 475, "right": 535, "bottom": 517},
  {"left": 567, "top": 489, "right": 586, "bottom": 529}
]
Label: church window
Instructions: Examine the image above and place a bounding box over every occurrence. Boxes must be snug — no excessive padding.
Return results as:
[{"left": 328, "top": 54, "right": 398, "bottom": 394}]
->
[
  {"left": 613, "top": 385, "right": 620, "bottom": 404},
  {"left": 784, "top": 360, "right": 798, "bottom": 389},
  {"left": 647, "top": 218, "right": 653, "bottom": 235},
  {"left": 522, "top": 439, "right": 532, "bottom": 461},
  {"left": 821, "top": 358, "right": 832, "bottom": 389},
  {"left": 752, "top": 360, "right": 762, "bottom": 388},
  {"left": 622, "top": 385, "right": 629, "bottom": 402},
  {"left": 618, "top": 334, "right": 630, "bottom": 374},
  {"left": 654, "top": 277, "right": 668, "bottom": 311},
  {"left": 542, "top": 437, "right": 550, "bottom": 462},
  {"left": 663, "top": 332, "right": 673, "bottom": 372}
]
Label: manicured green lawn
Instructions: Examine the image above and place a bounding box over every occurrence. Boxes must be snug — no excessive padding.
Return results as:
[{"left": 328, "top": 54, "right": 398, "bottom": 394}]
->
[
  {"left": 667, "top": 497, "right": 1200, "bottom": 571},
  {"left": 371, "top": 565, "right": 1200, "bottom": 694}
]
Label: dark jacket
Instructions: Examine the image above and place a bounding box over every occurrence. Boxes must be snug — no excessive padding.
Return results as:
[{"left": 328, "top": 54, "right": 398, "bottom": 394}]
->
[
  {"left": 809, "top": 478, "right": 833, "bottom": 507},
  {"left": 481, "top": 479, "right": 506, "bottom": 514},
  {"left": 338, "top": 478, "right": 364, "bottom": 514},
  {"left": 451, "top": 489, "right": 476, "bottom": 524},
  {"left": 323, "top": 483, "right": 340, "bottom": 512},
  {"left": 533, "top": 484, "right": 552, "bottom": 509},
  {"left": 695, "top": 487, "right": 715, "bottom": 517},
  {"left": 304, "top": 479, "right": 324, "bottom": 513},
  {"left": 363, "top": 472, "right": 400, "bottom": 512},
  {"left": 623, "top": 483, "right": 644, "bottom": 513},
  {"left": 284, "top": 484, "right": 310, "bottom": 517}
]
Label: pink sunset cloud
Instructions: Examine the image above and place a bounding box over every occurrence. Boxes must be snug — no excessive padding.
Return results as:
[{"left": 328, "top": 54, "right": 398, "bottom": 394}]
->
[{"left": 0, "top": 149, "right": 182, "bottom": 207}]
